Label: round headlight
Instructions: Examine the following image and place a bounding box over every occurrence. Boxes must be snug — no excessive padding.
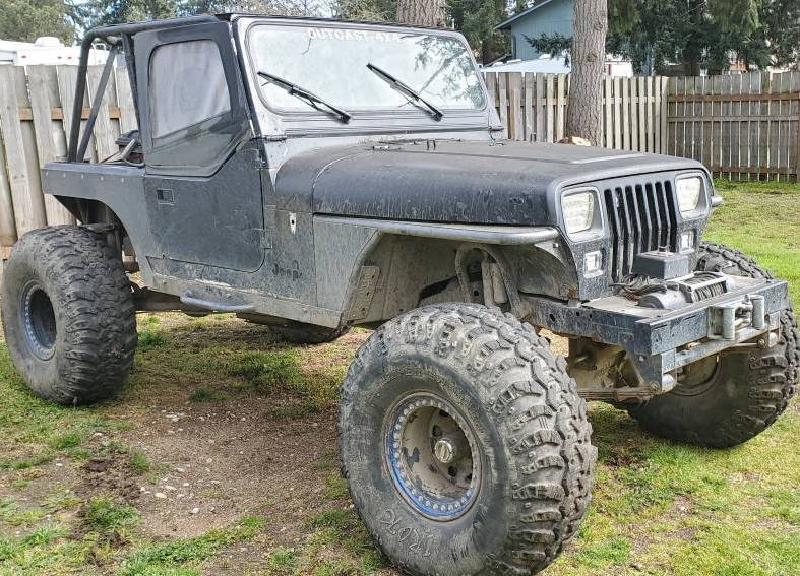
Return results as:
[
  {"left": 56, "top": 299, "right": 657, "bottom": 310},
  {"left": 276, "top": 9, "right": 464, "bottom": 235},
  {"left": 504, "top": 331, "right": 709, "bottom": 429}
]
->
[
  {"left": 676, "top": 176, "right": 703, "bottom": 214},
  {"left": 562, "top": 191, "right": 597, "bottom": 235}
]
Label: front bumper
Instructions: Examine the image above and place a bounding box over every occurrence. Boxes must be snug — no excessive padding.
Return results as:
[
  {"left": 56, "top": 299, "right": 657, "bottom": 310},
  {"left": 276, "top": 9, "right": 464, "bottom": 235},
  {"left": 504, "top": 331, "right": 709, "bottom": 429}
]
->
[{"left": 522, "top": 274, "right": 790, "bottom": 392}]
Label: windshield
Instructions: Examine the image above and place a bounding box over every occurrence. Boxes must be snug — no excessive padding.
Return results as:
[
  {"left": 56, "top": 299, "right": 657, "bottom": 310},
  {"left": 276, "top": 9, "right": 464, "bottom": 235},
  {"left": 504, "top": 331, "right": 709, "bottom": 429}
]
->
[{"left": 247, "top": 24, "right": 486, "bottom": 114}]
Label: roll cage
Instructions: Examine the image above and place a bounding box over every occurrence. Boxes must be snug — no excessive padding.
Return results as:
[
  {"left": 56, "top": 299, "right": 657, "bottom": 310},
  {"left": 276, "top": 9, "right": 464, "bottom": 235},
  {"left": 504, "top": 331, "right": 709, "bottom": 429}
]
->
[{"left": 66, "top": 13, "right": 490, "bottom": 166}]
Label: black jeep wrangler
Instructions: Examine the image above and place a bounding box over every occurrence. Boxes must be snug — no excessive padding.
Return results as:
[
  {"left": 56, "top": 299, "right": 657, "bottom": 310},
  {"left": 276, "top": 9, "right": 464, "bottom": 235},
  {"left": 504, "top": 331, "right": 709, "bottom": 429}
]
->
[{"left": 1, "top": 14, "right": 797, "bottom": 576}]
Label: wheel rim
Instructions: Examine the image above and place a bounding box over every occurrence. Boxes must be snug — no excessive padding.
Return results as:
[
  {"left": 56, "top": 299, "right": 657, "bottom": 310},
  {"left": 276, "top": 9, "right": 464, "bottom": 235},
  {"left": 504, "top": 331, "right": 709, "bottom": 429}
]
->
[
  {"left": 20, "top": 280, "right": 57, "bottom": 361},
  {"left": 385, "top": 392, "right": 481, "bottom": 521}
]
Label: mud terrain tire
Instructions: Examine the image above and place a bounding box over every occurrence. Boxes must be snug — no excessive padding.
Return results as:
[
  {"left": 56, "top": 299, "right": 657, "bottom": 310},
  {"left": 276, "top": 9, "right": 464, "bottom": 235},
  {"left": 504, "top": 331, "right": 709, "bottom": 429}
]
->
[
  {"left": 0, "top": 226, "right": 137, "bottom": 405},
  {"left": 339, "top": 304, "right": 596, "bottom": 575},
  {"left": 628, "top": 243, "right": 798, "bottom": 448}
]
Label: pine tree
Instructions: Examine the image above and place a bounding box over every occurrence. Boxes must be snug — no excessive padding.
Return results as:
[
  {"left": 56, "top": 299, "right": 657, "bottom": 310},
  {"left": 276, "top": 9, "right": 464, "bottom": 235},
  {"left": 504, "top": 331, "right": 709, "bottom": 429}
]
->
[
  {"left": 396, "top": 0, "right": 445, "bottom": 27},
  {"left": 565, "top": 0, "right": 607, "bottom": 143},
  {"left": 607, "top": 0, "right": 799, "bottom": 74}
]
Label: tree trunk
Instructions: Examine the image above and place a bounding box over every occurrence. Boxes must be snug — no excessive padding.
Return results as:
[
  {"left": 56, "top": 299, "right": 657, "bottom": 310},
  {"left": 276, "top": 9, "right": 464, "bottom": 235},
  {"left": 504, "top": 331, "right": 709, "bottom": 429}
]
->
[
  {"left": 566, "top": 0, "right": 608, "bottom": 145},
  {"left": 396, "top": 0, "right": 445, "bottom": 27}
]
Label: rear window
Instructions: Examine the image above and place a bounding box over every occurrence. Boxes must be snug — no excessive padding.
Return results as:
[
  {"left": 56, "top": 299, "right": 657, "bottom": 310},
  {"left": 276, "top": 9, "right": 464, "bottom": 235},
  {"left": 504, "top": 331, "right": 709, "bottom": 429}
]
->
[{"left": 148, "top": 40, "right": 231, "bottom": 139}]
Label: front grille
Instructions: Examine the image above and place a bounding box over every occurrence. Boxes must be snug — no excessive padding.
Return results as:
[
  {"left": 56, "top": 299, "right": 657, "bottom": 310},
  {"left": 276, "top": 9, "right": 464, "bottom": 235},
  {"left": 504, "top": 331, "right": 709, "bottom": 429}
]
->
[{"left": 604, "top": 180, "right": 679, "bottom": 282}]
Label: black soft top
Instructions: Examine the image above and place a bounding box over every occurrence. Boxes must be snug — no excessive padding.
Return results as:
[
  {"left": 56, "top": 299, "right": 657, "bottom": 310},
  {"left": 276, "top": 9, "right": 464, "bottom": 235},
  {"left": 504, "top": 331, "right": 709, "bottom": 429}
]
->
[{"left": 88, "top": 13, "right": 440, "bottom": 38}]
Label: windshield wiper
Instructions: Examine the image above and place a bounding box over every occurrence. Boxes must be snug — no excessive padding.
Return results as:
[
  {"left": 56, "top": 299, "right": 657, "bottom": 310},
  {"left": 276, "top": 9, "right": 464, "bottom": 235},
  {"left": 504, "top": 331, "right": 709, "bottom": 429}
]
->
[
  {"left": 366, "top": 63, "right": 443, "bottom": 121},
  {"left": 257, "top": 71, "right": 352, "bottom": 124}
]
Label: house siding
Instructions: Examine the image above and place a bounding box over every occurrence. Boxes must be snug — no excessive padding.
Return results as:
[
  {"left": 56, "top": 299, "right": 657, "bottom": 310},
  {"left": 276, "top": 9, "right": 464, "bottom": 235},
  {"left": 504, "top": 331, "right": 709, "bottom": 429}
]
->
[{"left": 508, "top": 0, "right": 574, "bottom": 60}]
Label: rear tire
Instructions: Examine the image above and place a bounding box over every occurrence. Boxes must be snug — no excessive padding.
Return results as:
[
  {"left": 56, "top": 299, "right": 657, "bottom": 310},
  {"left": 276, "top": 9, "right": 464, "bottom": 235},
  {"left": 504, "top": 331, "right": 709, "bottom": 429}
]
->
[
  {"left": 695, "top": 242, "right": 799, "bottom": 387},
  {"left": 628, "top": 243, "right": 798, "bottom": 448},
  {"left": 339, "top": 304, "right": 596, "bottom": 575},
  {"left": 0, "top": 226, "right": 137, "bottom": 405}
]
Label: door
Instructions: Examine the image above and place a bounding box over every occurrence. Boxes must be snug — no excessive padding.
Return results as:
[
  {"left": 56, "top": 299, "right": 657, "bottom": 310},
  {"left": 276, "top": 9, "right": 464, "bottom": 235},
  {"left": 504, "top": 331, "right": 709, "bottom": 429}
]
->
[{"left": 135, "top": 21, "right": 264, "bottom": 272}]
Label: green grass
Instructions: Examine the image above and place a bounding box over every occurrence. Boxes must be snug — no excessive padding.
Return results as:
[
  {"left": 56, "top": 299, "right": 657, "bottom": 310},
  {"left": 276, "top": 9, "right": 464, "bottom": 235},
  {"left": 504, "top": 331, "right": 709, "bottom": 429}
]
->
[
  {"left": 707, "top": 180, "right": 800, "bottom": 301},
  {"left": 0, "top": 181, "right": 798, "bottom": 576},
  {"left": 187, "top": 387, "right": 221, "bottom": 403},
  {"left": 268, "top": 547, "right": 299, "bottom": 574},
  {"left": 81, "top": 498, "right": 139, "bottom": 537},
  {"left": 119, "top": 516, "right": 264, "bottom": 576},
  {"left": 546, "top": 399, "right": 800, "bottom": 576},
  {"left": 128, "top": 449, "right": 151, "bottom": 474},
  {"left": 0, "top": 346, "right": 119, "bottom": 472}
]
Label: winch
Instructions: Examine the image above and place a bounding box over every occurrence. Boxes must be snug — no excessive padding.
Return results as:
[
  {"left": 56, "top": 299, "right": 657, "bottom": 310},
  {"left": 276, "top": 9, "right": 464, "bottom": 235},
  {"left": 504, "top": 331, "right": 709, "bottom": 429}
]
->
[{"left": 638, "top": 271, "right": 731, "bottom": 309}]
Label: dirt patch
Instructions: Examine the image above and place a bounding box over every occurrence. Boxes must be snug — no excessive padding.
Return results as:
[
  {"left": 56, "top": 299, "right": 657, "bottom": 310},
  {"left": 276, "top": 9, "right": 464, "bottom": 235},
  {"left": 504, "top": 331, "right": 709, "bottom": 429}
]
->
[
  {"left": 119, "top": 398, "right": 341, "bottom": 542},
  {"left": 76, "top": 450, "right": 142, "bottom": 505}
]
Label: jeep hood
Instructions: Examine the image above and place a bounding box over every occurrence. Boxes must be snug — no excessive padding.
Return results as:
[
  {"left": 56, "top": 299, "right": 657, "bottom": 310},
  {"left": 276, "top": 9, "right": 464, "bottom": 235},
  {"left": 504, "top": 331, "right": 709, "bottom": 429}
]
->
[{"left": 274, "top": 140, "right": 703, "bottom": 226}]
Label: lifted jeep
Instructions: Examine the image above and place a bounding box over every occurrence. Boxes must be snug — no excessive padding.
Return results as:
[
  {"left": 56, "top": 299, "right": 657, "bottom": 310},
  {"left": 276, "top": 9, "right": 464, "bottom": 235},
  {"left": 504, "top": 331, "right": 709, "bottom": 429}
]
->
[{"left": 1, "top": 14, "right": 797, "bottom": 576}]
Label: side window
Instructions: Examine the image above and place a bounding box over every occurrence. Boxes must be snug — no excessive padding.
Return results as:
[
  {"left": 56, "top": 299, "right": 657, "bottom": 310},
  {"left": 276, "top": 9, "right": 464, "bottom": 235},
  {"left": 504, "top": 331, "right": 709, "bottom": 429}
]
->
[
  {"left": 148, "top": 40, "right": 231, "bottom": 141},
  {"left": 141, "top": 34, "right": 249, "bottom": 176}
]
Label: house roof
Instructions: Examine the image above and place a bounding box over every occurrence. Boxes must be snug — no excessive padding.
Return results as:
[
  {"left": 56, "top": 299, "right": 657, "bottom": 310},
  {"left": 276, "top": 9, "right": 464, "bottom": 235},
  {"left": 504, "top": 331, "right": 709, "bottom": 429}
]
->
[{"left": 495, "top": 0, "right": 565, "bottom": 30}]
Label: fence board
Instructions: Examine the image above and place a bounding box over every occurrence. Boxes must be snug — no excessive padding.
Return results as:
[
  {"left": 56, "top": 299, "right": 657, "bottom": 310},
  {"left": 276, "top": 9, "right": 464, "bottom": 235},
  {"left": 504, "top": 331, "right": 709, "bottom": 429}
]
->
[
  {"left": 613, "top": 77, "right": 622, "bottom": 148},
  {"left": 660, "top": 77, "right": 669, "bottom": 153},
  {"left": 508, "top": 73, "right": 522, "bottom": 140},
  {"left": 621, "top": 76, "right": 630, "bottom": 149},
  {"left": 0, "top": 66, "right": 47, "bottom": 237},
  {"left": 556, "top": 74, "right": 566, "bottom": 142},
  {"left": 524, "top": 73, "right": 534, "bottom": 142},
  {"left": 27, "top": 66, "right": 76, "bottom": 227},
  {"left": 115, "top": 67, "right": 137, "bottom": 134},
  {"left": 545, "top": 74, "right": 555, "bottom": 142},
  {"left": 86, "top": 66, "right": 118, "bottom": 161},
  {"left": 535, "top": 74, "right": 545, "bottom": 142},
  {"left": 604, "top": 77, "right": 613, "bottom": 148},
  {"left": 793, "top": 72, "right": 800, "bottom": 178},
  {"left": 55, "top": 67, "right": 77, "bottom": 142},
  {"left": 633, "top": 78, "right": 640, "bottom": 149},
  {"left": 0, "top": 124, "right": 16, "bottom": 246},
  {"left": 497, "top": 73, "right": 509, "bottom": 139}
]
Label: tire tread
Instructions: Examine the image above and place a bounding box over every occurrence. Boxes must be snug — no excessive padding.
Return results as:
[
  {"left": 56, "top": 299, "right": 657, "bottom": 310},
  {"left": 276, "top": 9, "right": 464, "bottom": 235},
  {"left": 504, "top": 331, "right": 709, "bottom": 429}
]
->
[
  {"left": 340, "top": 304, "right": 597, "bottom": 575},
  {"left": 1, "top": 226, "right": 136, "bottom": 405}
]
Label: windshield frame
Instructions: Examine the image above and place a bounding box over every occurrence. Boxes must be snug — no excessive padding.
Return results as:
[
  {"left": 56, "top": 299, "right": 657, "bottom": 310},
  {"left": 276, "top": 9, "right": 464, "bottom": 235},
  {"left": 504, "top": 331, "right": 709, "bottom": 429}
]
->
[{"left": 243, "top": 19, "right": 488, "bottom": 121}]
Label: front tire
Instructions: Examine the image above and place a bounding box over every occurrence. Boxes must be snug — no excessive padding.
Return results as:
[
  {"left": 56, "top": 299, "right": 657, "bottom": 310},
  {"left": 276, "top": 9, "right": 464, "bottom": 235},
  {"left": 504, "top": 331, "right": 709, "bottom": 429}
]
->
[
  {"left": 0, "top": 226, "right": 137, "bottom": 405},
  {"left": 628, "top": 243, "right": 798, "bottom": 448},
  {"left": 339, "top": 304, "right": 596, "bottom": 575}
]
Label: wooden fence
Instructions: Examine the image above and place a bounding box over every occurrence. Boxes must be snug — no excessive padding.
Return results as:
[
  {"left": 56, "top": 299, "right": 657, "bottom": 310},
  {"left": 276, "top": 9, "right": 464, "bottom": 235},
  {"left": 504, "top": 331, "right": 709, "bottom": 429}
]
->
[
  {"left": 0, "top": 64, "right": 136, "bottom": 258},
  {"left": 1, "top": 66, "right": 799, "bottom": 259},
  {"left": 668, "top": 71, "right": 800, "bottom": 181},
  {"left": 485, "top": 72, "right": 671, "bottom": 154},
  {"left": 487, "top": 70, "right": 800, "bottom": 182}
]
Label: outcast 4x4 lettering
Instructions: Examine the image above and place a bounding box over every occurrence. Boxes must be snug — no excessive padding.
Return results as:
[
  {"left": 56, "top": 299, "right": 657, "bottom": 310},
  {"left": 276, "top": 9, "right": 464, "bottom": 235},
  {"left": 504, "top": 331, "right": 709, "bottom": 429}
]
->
[{"left": 1, "top": 14, "right": 797, "bottom": 576}]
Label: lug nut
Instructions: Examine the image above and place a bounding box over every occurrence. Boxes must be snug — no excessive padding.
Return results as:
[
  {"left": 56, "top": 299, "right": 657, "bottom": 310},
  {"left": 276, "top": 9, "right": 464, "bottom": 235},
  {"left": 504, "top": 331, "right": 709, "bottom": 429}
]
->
[{"left": 434, "top": 438, "right": 457, "bottom": 464}]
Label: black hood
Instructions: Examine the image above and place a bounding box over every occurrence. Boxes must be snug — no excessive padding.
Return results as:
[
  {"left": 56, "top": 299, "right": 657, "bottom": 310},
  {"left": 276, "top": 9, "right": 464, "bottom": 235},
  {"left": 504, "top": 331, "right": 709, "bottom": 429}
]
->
[{"left": 274, "top": 140, "right": 703, "bottom": 225}]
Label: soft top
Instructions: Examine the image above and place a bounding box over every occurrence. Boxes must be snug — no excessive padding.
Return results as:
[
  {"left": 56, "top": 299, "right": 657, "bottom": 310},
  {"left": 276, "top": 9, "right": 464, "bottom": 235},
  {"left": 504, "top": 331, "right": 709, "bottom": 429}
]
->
[{"left": 86, "top": 13, "right": 443, "bottom": 39}]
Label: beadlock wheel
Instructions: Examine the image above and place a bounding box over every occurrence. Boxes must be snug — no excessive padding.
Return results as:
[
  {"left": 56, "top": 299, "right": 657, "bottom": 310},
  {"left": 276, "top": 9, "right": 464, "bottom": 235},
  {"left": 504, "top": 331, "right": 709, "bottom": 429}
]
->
[
  {"left": 20, "top": 281, "right": 57, "bottom": 361},
  {"left": 385, "top": 392, "right": 481, "bottom": 521},
  {"left": 339, "top": 304, "right": 596, "bottom": 576}
]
